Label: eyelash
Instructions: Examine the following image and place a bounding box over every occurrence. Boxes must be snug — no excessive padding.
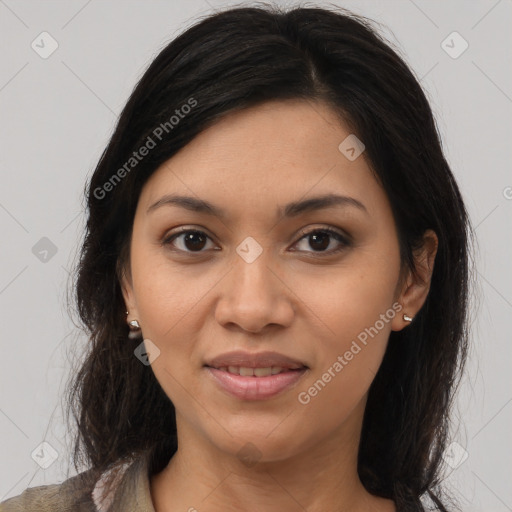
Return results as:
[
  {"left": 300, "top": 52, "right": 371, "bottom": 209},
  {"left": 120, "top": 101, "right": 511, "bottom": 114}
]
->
[{"left": 161, "top": 226, "right": 352, "bottom": 257}]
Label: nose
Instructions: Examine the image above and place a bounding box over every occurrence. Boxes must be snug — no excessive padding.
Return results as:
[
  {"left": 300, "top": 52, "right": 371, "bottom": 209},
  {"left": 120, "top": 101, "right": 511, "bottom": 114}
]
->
[{"left": 214, "top": 248, "right": 295, "bottom": 334}]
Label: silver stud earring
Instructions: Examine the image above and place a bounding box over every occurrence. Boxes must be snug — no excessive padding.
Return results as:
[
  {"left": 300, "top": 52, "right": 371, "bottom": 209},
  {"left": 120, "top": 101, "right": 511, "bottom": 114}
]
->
[{"left": 403, "top": 314, "right": 413, "bottom": 322}]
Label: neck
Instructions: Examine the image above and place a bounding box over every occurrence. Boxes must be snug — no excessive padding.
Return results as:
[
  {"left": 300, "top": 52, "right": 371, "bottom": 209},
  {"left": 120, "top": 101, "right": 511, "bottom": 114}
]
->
[{"left": 150, "top": 407, "right": 395, "bottom": 512}]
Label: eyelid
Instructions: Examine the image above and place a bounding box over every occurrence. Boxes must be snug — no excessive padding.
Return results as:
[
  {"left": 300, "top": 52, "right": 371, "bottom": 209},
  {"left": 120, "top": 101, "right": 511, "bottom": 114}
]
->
[{"left": 295, "top": 225, "right": 351, "bottom": 244}]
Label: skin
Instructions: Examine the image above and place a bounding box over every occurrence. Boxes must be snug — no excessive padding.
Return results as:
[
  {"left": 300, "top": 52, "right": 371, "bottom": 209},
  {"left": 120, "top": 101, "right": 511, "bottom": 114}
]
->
[{"left": 121, "top": 99, "right": 438, "bottom": 512}]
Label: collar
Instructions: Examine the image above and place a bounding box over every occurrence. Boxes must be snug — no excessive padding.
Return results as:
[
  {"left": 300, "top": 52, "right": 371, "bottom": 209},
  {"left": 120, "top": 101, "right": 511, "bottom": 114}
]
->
[{"left": 91, "top": 451, "right": 156, "bottom": 512}]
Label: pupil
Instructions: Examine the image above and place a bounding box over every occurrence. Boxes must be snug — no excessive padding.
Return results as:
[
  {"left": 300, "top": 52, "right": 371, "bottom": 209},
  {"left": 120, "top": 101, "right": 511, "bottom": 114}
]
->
[
  {"left": 310, "top": 233, "right": 329, "bottom": 251},
  {"left": 185, "top": 232, "right": 206, "bottom": 251}
]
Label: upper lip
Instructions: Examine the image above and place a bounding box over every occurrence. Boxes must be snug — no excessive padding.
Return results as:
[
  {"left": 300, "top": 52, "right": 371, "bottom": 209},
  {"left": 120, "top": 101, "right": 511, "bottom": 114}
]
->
[{"left": 204, "top": 350, "right": 308, "bottom": 370}]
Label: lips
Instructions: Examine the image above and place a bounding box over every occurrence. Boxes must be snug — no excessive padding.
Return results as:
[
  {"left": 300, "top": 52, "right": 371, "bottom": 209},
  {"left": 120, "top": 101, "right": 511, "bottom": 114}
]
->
[
  {"left": 204, "top": 350, "right": 308, "bottom": 371},
  {"left": 204, "top": 350, "right": 309, "bottom": 400}
]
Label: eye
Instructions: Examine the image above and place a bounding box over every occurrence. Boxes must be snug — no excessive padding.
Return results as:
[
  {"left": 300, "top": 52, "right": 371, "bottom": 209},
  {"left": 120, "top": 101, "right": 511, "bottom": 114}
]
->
[
  {"left": 292, "top": 227, "right": 351, "bottom": 255},
  {"left": 162, "top": 226, "right": 351, "bottom": 256},
  {"left": 162, "top": 228, "right": 217, "bottom": 253}
]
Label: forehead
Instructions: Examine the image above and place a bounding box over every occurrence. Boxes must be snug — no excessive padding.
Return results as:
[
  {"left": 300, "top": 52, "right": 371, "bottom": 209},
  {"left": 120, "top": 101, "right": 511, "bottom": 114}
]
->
[
  {"left": 171, "top": 99, "right": 352, "bottom": 167},
  {"left": 138, "top": 99, "right": 386, "bottom": 220}
]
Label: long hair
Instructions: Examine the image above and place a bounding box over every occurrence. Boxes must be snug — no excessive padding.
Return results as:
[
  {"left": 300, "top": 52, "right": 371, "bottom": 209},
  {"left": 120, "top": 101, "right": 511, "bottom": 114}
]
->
[{"left": 65, "top": 4, "right": 472, "bottom": 510}]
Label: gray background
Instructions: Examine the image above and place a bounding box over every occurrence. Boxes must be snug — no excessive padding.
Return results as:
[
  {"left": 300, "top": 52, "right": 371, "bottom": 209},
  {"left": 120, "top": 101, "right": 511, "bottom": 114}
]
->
[{"left": 1, "top": 0, "right": 511, "bottom": 510}]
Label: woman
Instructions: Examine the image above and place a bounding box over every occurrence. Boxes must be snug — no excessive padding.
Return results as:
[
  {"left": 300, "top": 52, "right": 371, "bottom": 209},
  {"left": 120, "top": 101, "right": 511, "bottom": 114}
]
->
[{"left": 1, "top": 4, "right": 472, "bottom": 512}]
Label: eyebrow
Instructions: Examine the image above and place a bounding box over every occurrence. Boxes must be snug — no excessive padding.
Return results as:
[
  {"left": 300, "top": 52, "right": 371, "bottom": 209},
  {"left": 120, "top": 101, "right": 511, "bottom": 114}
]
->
[{"left": 146, "top": 193, "right": 368, "bottom": 218}]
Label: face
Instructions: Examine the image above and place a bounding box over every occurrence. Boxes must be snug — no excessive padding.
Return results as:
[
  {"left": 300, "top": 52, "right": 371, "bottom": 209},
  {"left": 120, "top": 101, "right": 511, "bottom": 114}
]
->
[{"left": 121, "top": 99, "right": 427, "bottom": 464}]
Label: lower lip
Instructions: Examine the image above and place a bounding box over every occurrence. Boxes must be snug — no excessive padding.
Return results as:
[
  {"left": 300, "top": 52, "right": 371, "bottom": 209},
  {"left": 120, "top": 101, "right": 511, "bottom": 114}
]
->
[{"left": 205, "top": 367, "right": 308, "bottom": 400}]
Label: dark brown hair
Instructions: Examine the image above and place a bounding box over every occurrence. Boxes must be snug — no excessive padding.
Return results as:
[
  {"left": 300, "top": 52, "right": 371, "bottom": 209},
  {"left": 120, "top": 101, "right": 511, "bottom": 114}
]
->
[{"left": 65, "top": 4, "right": 472, "bottom": 511}]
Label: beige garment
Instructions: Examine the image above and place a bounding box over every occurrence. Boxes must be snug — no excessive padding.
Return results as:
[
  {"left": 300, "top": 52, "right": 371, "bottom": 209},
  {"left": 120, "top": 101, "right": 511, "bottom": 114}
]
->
[{"left": 0, "top": 451, "right": 156, "bottom": 512}]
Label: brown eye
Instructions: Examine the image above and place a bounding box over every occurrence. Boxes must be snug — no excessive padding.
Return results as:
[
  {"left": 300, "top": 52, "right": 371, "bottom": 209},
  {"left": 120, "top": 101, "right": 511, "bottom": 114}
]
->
[
  {"left": 163, "top": 229, "right": 215, "bottom": 253},
  {"left": 162, "top": 226, "right": 351, "bottom": 257},
  {"left": 293, "top": 228, "right": 351, "bottom": 255}
]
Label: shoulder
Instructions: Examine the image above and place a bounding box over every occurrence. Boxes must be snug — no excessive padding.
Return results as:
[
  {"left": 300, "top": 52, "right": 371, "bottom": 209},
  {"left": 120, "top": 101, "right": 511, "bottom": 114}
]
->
[
  {"left": 0, "top": 470, "right": 99, "bottom": 512},
  {"left": 0, "top": 456, "right": 141, "bottom": 512}
]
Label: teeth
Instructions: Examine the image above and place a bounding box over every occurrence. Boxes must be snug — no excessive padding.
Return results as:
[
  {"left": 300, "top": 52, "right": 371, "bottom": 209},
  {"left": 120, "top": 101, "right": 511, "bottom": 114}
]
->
[
  {"left": 221, "top": 366, "right": 286, "bottom": 376},
  {"left": 254, "top": 367, "right": 272, "bottom": 377}
]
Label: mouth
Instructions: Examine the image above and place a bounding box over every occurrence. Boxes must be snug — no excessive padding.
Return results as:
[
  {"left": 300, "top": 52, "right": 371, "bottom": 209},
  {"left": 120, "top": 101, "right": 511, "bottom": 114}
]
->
[
  {"left": 204, "top": 350, "right": 308, "bottom": 372},
  {"left": 205, "top": 365, "right": 303, "bottom": 377},
  {"left": 203, "top": 351, "right": 309, "bottom": 400}
]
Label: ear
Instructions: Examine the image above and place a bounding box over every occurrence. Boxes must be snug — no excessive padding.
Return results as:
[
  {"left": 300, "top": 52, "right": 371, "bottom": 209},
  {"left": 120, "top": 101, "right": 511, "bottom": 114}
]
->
[
  {"left": 391, "top": 229, "right": 438, "bottom": 331},
  {"left": 118, "top": 259, "right": 139, "bottom": 319}
]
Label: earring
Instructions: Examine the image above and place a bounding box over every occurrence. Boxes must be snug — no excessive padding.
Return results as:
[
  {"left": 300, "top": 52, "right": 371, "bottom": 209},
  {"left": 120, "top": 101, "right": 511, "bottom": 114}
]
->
[
  {"left": 126, "top": 312, "right": 142, "bottom": 340},
  {"left": 403, "top": 314, "right": 413, "bottom": 322}
]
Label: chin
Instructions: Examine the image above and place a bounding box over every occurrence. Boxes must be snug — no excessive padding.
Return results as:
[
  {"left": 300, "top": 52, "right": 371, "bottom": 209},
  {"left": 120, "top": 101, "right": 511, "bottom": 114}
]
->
[{"left": 203, "top": 425, "right": 307, "bottom": 465}]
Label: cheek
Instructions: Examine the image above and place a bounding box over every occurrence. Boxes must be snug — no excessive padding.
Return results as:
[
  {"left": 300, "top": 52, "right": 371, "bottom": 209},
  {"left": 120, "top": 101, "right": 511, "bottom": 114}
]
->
[
  {"left": 130, "top": 240, "right": 211, "bottom": 341},
  {"left": 129, "top": 243, "right": 236, "bottom": 405},
  {"left": 292, "top": 244, "right": 400, "bottom": 418},
  {"left": 293, "top": 242, "right": 400, "bottom": 345}
]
